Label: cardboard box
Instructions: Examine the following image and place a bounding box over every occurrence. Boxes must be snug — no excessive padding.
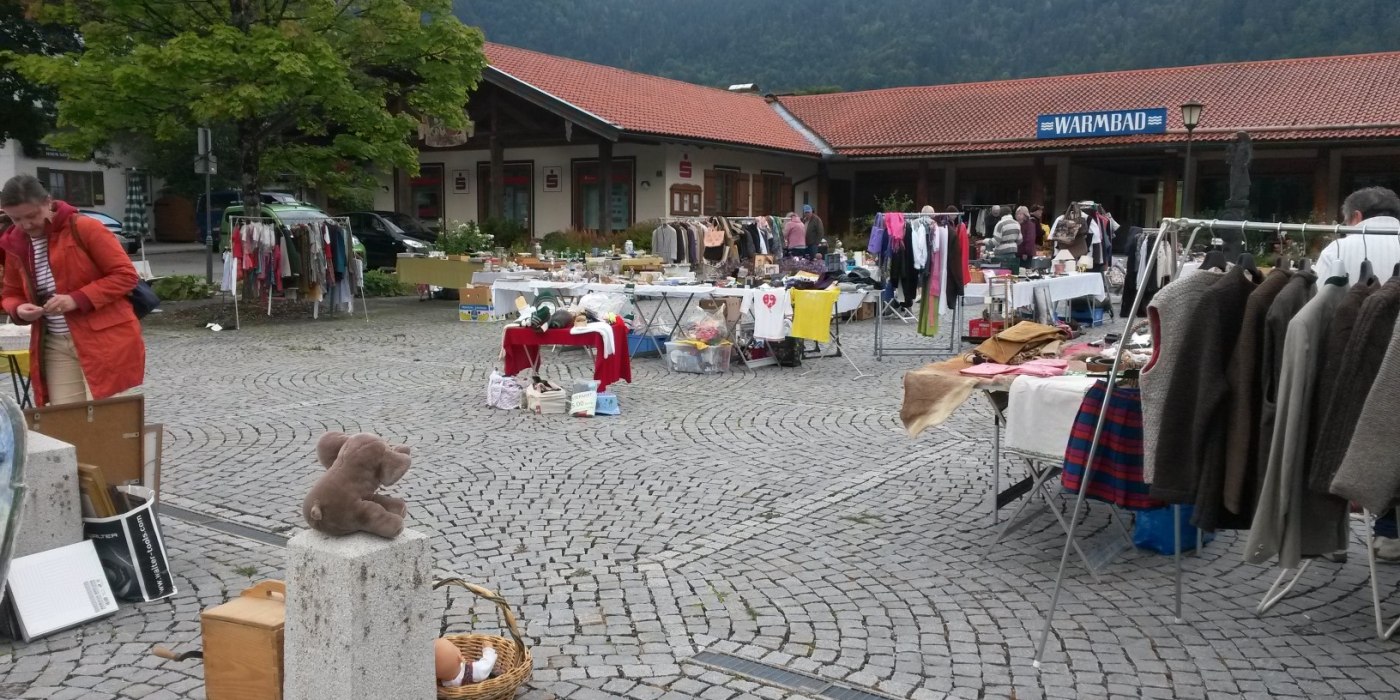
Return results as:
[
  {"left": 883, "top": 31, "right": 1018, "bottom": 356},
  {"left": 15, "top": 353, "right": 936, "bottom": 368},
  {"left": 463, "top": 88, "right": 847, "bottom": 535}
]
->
[
  {"left": 458, "top": 304, "right": 495, "bottom": 322},
  {"left": 457, "top": 285, "right": 491, "bottom": 306}
]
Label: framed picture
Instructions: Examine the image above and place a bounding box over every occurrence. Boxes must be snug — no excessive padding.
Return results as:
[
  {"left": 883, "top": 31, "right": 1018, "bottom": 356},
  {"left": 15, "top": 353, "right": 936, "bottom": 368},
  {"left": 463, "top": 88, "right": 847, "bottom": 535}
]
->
[
  {"left": 543, "top": 166, "right": 562, "bottom": 192},
  {"left": 451, "top": 169, "right": 470, "bottom": 194}
]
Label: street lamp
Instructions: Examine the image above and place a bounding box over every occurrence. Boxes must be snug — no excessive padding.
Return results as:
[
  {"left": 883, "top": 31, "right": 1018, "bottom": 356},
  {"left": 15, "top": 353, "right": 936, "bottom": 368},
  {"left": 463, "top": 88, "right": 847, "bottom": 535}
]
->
[{"left": 1180, "top": 101, "right": 1204, "bottom": 217}]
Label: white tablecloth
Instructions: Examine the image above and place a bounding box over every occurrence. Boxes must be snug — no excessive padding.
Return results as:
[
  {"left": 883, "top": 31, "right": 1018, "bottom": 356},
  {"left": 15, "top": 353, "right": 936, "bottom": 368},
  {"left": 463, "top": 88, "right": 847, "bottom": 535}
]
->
[
  {"left": 491, "top": 280, "right": 592, "bottom": 315},
  {"left": 1004, "top": 375, "right": 1098, "bottom": 462},
  {"left": 964, "top": 273, "right": 1107, "bottom": 309},
  {"left": 491, "top": 281, "right": 873, "bottom": 318}
]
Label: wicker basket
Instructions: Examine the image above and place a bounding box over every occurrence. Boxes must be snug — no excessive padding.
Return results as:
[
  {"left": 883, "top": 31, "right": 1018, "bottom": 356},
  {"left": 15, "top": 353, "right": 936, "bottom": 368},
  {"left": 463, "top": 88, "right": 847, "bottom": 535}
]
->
[{"left": 434, "top": 578, "right": 533, "bottom": 700}]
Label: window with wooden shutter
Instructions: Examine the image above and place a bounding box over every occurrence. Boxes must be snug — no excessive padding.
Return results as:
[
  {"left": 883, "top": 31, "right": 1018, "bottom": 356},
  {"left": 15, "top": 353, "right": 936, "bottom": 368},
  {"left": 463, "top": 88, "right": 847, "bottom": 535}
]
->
[
  {"left": 751, "top": 173, "right": 793, "bottom": 216},
  {"left": 705, "top": 168, "right": 746, "bottom": 216},
  {"left": 31, "top": 169, "right": 100, "bottom": 206}
]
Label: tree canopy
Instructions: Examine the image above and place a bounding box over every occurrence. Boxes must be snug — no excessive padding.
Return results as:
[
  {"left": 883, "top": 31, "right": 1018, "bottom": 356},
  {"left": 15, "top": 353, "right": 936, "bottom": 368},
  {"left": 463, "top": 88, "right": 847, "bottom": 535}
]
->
[
  {"left": 0, "top": 1, "right": 80, "bottom": 152},
  {"left": 454, "top": 0, "right": 1400, "bottom": 92},
  {"left": 14, "top": 0, "right": 486, "bottom": 208}
]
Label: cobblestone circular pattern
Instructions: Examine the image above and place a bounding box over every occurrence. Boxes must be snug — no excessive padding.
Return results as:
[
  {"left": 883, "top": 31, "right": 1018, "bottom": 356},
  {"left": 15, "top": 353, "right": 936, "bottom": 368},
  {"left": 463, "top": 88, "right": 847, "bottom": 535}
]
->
[{"left": 3, "top": 297, "right": 1399, "bottom": 699}]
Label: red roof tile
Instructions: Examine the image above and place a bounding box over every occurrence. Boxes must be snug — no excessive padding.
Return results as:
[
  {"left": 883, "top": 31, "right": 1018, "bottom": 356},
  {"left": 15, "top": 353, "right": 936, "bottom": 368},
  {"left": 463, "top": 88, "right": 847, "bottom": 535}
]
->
[
  {"left": 777, "top": 52, "right": 1400, "bottom": 157},
  {"left": 484, "top": 43, "right": 819, "bottom": 155}
]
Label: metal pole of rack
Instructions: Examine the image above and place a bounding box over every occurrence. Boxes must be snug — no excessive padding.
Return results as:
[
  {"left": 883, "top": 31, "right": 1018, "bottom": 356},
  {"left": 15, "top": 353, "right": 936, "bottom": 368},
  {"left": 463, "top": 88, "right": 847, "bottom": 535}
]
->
[{"left": 1033, "top": 223, "right": 1175, "bottom": 666}]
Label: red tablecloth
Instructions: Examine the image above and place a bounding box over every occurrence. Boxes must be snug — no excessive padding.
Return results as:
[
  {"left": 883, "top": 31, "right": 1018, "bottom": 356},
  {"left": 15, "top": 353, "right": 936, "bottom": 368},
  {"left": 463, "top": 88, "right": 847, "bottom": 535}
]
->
[{"left": 501, "top": 319, "right": 632, "bottom": 390}]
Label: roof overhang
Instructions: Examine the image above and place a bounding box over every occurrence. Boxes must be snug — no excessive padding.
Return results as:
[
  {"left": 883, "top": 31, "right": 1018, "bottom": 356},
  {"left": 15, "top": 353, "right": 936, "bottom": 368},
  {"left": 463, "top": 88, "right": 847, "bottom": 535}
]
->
[{"left": 482, "top": 66, "right": 622, "bottom": 142}]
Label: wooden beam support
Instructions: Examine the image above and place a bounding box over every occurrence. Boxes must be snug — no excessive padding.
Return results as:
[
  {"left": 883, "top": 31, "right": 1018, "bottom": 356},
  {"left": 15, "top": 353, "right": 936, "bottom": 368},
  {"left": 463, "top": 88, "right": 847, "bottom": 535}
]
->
[
  {"left": 598, "top": 139, "right": 614, "bottom": 236},
  {"left": 488, "top": 93, "right": 504, "bottom": 220},
  {"left": 915, "top": 161, "right": 929, "bottom": 207}
]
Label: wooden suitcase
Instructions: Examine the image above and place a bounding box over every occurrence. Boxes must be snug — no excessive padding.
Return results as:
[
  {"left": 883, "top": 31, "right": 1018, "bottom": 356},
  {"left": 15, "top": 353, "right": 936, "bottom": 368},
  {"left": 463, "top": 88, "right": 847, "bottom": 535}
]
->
[{"left": 201, "top": 580, "right": 285, "bottom": 700}]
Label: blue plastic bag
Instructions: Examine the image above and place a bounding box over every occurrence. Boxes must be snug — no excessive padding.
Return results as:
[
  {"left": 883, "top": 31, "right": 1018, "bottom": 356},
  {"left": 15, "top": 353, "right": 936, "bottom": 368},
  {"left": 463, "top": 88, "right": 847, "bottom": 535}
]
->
[{"left": 1133, "top": 505, "right": 1215, "bottom": 554}]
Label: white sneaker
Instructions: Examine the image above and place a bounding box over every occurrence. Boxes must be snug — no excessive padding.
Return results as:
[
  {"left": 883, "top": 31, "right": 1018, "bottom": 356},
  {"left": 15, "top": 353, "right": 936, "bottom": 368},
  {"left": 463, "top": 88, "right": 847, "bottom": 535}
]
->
[{"left": 1374, "top": 536, "right": 1400, "bottom": 562}]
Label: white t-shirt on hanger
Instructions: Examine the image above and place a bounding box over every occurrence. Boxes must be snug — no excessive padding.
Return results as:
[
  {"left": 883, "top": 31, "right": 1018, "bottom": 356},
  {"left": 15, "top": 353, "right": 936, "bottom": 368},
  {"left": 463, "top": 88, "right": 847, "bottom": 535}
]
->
[{"left": 743, "top": 287, "right": 792, "bottom": 341}]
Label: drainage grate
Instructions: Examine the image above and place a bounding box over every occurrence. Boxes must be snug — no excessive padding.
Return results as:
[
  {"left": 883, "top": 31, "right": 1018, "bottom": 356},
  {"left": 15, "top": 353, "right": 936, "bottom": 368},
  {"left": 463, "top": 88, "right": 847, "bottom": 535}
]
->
[
  {"left": 691, "top": 651, "right": 899, "bottom": 700},
  {"left": 160, "top": 504, "right": 289, "bottom": 548}
]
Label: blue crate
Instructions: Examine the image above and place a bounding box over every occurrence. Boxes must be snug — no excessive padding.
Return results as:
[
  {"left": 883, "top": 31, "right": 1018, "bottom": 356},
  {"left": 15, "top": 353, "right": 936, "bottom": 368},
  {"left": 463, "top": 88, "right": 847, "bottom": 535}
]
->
[
  {"left": 627, "top": 333, "right": 668, "bottom": 358},
  {"left": 1071, "top": 305, "right": 1105, "bottom": 327}
]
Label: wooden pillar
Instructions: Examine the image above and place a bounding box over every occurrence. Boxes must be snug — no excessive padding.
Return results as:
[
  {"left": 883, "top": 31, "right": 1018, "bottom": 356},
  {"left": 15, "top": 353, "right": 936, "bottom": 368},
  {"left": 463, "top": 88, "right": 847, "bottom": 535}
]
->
[
  {"left": 1311, "top": 149, "right": 1330, "bottom": 222},
  {"left": 598, "top": 139, "right": 613, "bottom": 236},
  {"left": 1054, "top": 158, "right": 1071, "bottom": 211},
  {"left": 488, "top": 94, "right": 504, "bottom": 221},
  {"left": 915, "top": 161, "right": 929, "bottom": 207},
  {"left": 1326, "top": 150, "right": 1343, "bottom": 223},
  {"left": 1030, "top": 156, "right": 1046, "bottom": 207},
  {"left": 817, "top": 161, "right": 830, "bottom": 223},
  {"left": 942, "top": 164, "right": 956, "bottom": 205},
  {"left": 1162, "top": 158, "right": 1179, "bottom": 219}
]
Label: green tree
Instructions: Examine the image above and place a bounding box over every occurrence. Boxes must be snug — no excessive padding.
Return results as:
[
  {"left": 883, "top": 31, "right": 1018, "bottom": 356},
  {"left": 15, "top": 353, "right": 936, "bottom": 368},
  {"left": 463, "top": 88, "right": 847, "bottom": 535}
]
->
[
  {"left": 14, "top": 0, "right": 485, "bottom": 212},
  {"left": 0, "top": 1, "right": 80, "bottom": 151}
]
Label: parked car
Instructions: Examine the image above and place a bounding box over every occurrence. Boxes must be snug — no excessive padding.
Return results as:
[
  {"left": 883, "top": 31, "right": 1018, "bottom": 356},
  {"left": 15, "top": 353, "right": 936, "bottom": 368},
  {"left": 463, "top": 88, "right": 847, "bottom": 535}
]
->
[
  {"left": 196, "top": 190, "right": 299, "bottom": 244},
  {"left": 375, "top": 211, "right": 437, "bottom": 243},
  {"left": 344, "top": 211, "right": 432, "bottom": 270},
  {"left": 77, "top": 209, "right": 140, "bottom": 254}
]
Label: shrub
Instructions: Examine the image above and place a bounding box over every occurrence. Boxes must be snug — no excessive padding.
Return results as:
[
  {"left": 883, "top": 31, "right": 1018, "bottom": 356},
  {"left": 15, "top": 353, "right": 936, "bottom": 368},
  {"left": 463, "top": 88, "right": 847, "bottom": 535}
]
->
[
  {"left": 480, "top": 217, "right": 528, "bottom": 251},
  {"left": 362, "top": 269, "right": 413, "bottom": 297},
  {"left": 151, "top": 274, "right": 215, "bottom": 301},
  {"left": 435, "top": 220, "right": 493, "bottom": 256}
]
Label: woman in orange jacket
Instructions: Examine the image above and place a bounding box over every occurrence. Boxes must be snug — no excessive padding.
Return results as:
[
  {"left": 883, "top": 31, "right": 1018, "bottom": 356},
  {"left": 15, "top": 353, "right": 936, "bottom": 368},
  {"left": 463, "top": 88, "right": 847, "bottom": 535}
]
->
[{"left": 0, "top": 175, "right": 146, "bottom": 406}]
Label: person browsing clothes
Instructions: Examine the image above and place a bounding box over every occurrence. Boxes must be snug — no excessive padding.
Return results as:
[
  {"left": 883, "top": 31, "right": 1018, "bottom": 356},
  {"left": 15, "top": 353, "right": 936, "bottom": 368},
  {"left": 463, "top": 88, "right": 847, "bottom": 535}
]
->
[{"left": 0, "top": 174, "right": 146, "bottom": 406}]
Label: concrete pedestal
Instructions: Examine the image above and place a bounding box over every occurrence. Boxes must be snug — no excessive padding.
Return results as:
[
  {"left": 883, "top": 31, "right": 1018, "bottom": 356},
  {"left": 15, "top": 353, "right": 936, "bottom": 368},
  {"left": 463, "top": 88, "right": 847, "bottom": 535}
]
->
[
  {"left": 14, "top": 431, "right": 81, "bottom": 558},
  {"left": 283, "top": 528, "right": 434, "bottom": 700}
]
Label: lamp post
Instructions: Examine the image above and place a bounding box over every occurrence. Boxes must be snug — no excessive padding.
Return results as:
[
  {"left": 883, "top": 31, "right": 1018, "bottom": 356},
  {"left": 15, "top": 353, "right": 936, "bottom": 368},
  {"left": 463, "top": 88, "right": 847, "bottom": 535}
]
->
[{"left": 1180, "top": 101, "right": 1204, "bottom": 217}]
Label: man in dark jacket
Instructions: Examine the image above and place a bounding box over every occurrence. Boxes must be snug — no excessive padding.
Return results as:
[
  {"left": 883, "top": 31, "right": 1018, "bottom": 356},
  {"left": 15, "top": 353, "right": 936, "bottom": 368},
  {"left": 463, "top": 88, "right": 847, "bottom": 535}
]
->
[
  {"left": 800, "top": 204, "right": 824, "bottom": 259},
  {"left": 1017, "top": 206, "right": 1039, "bottom": 269}
]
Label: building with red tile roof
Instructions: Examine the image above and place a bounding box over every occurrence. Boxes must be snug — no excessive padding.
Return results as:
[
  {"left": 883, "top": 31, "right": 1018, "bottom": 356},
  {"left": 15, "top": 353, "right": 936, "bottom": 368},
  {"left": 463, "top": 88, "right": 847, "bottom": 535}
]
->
[
  {"left": 382, "top": 44, "right": 1400, "bottom": 238},
  {"left": 775, "top": 51, "right": 1400, "bottom": 157}
]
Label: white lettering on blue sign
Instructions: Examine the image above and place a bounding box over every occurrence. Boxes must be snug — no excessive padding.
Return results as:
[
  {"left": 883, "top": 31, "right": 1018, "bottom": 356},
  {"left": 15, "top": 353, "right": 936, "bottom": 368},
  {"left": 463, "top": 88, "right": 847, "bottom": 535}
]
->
[{"left": 1035, "top": 108, "right": 1169, "bottom": 140}]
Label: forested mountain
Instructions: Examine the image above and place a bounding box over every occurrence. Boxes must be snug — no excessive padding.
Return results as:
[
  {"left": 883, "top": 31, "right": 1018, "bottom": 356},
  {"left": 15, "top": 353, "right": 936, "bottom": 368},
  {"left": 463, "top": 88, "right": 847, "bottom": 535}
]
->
[{"left": 453, "top": 0, "right": 1400, "bottom": 92}]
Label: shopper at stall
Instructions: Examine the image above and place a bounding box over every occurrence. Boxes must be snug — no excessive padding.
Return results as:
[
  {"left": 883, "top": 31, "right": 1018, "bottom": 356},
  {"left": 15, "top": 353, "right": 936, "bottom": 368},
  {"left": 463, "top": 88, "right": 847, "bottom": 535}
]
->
[
  {"left": 1313, "top": 186, "right": 1400, "bottom": 559},
  {"left": 1316, "top": 186, "right": 1400, "bottom": 288},
  {"left": 993, "top": 204, "right": 1023, "bottom": 273},
  {"left": 783, "top": 212, "right": 806, "bottom": 258},
  {"left": 800, "top": 204, "right": 824, "bottom": 259},
  {"left": 1016, "top": 206, "right": 1038, "bottom": 269},
  {"left": 0, "top": 175, "right": 146, "bottom": 406}
]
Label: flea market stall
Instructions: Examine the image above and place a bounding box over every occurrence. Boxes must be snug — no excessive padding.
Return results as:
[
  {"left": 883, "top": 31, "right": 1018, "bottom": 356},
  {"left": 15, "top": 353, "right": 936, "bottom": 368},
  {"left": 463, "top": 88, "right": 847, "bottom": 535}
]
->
[
  {"left": 900, "top": 215, "right": 1400, "bottom": 667},
  {"left": 474, "top": 215, "right": 884, "bottom": 417}
]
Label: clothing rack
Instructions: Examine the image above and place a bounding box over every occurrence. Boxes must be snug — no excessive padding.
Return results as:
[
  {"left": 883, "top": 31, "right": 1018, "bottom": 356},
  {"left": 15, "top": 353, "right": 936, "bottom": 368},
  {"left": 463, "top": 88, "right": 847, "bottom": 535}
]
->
[
  {"left": 226, "top": 215, "right": 369, "bottom": 323},
  {"left": 1033, "top": 216, "right": 1400, "bottom": 668},
  {"left": 873, "top": 211, "right": 968, "bottom": 359}
]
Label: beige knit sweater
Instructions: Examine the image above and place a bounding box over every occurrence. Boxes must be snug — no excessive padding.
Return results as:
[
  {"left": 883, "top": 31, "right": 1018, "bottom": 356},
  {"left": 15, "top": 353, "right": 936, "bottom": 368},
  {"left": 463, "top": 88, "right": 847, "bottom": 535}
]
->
[{"left": 1331, "top": 320, "right": 1400, "bottom": 513}]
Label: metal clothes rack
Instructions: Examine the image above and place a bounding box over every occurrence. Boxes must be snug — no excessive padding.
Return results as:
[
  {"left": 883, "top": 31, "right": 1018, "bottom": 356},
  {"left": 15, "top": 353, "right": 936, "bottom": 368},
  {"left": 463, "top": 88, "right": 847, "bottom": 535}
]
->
[
  {"left": 872, "top": 211, "right": 968, "bottom": 359},
  {"left": 227, "top": 215, "right": 369, "bottom": 324},
  {"left": 1033, "top": 216, "right": 1400, "bottom": 667}
]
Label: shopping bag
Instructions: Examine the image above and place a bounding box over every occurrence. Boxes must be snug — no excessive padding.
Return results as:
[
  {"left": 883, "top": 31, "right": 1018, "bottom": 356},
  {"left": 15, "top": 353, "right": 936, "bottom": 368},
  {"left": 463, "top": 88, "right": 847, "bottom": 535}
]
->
[
  {"left": 1132, "top": 505, "right": 1214, "bottom": 555},
  {"left": 83, "top": 485, "right": 177, "bottom": 602},
  {"left": 487, "top": 371, "right": 525, "bottom": 410}
]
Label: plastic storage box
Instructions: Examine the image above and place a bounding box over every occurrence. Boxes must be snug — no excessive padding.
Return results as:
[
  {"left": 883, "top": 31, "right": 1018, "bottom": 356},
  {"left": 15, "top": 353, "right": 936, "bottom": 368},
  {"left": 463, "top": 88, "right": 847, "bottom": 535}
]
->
[{"left": 665, "top": 342, "right": 732, "bottom": 374}]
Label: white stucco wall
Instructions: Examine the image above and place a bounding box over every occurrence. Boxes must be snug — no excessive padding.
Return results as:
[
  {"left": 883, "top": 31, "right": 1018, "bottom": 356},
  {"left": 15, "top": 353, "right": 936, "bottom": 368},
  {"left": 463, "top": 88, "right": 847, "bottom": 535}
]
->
[
  {"left": 662, "top": 144, "right": 819, "bottom": 215},
  {"left": 0, "top": 139, "right": 142, "bottom": 220},
  {"left": 379, "top": 140, "right": 820, "bottom": 238}
]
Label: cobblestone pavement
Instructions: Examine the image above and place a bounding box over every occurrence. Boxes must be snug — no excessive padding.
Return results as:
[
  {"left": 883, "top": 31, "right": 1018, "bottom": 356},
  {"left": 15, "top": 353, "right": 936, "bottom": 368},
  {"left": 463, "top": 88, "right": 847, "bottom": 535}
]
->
[{"left": 3, "top": 297, "right": 1400, "bottom": 699}]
